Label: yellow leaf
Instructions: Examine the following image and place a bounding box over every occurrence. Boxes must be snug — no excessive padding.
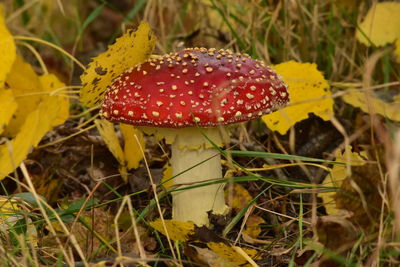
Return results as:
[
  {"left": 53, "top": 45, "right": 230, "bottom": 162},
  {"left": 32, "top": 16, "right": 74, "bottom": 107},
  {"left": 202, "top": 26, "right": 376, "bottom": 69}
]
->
[
  {"left": 342, "top": 90, "right": 400, "bottom": 121},
  {"left": 149, "top": 219, "right": 195, "bottom": 242},
  {"left": 161, "top": 163, "right": 173, "bottom": 189},
  {"left": 0, "top": 4, "right": 16, "bottom": 87},
  {"left": 0, "top": 57, "right": 69, "bottom": 179},
  {"left": 80, "top": 22, "right": 156, "bottom": 107},
  {"left": 120, "top": 124, "right": 144, "bottom": 169},
  {"left": 356, "top": 2, "right": 400, "bottom": 46},
  {"left": 262, "top": 61, "right": 333, "bottom": 135},
  {"left": 39, "top": 74, "right": 70, "bottom": 126},
  {"left": 243, "top": 214, "right": 265, "bottom": 239},
  {"left": 4, "top": 56, "right": 42, "bottom": 137},
  {"left": 94, "top": 120, "right": 125, "bottom": 182},
  {"left": 207, "top": 242, "right": 259, "bottom": 266},
  {"left": 94, "top": 119, "right": 125, "bottom": 165},
  {"left": 3, "top": 57, "right": 69, "bottom": 137},
  {"left": 0, "top": 89, "right": 17, "bottom": 135},
  {"left": 319, "top": 146, "right": 367, "bottom": 215},
  {"left": 32, "top": 174, "right": 62, "bottom": 204},
  {"left": 225, "top": 183, "right": 253, "bottom": 211},
  {"left": 0, "top": 97, "right": 60, "bottom": 179},
  {"left": 395, "top": 39, "right": 400, "bottom": 63}
]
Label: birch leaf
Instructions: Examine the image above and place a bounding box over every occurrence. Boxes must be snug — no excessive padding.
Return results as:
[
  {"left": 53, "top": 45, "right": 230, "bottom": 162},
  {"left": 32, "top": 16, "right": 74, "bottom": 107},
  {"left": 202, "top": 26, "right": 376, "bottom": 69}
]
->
[
  {"left": 95, "top": 119, "right": 132, "bottom": 182},
  {"left": 0, "top": 97, "right": 60, "bottom": 179},
  {"left": 0, "top": 89, "right": 17, "bottom": 135},
  {"left": 225, "top": 183, "right": 252, "bottom": 211},
  {"left": 80, "top": 22, "right": 156, "bottom": 107},
  {"left": 0, "top": 60, "right": 69, "bottom": 180},
  {"left": 161, "top": 163, "right": 173, "bottom": 189},
  {"left": 39, "top": 74, "right": 70, "bottom": 126},
  {"left": 120, "top": 124, "right": 144, "bottom": 169},
  {"left": 94, "top": 119, "right": 125, "bottom": 165},
  {"left": 262, "top": 61, "right": 333, "bottom": 135},
  {"left": 243, "top": 215, "right": 265, "bottom": 240},
  {"left": 0, "top": 4, "right": 16, "bottom": 87},
  {"left": 343, "top": 90, "right": 400, "bottom": 121},
  {"left": 319, "top": 146, "right": 367, "bottom": 215},
  {"left": 149, "top": 219, "right": 195, "bottom": 242},
  {"left": 207, "top": 242, "right": 259, "bottom": 266},
  {"left": 356, "top": 2, "right": 400, "bottom": 46},
  {"left": 395, "top": 39, "right": 400, "bottom": 63},
  {"left": 3, "top": 56, "right": 42, "bottom": 137}
]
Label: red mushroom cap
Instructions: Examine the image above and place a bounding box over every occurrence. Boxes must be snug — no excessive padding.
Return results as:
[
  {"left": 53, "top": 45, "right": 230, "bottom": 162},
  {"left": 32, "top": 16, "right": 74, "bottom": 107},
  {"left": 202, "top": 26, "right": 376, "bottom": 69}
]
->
[{"left": 101, "top": 47, "right": 289, "bottom": 128}]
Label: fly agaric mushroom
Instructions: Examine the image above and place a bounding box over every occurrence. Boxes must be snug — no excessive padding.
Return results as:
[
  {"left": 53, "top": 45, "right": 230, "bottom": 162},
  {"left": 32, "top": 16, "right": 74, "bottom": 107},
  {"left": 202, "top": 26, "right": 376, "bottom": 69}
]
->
[{"left": 101, "top": 47, "right": 289, "bottom": 226}]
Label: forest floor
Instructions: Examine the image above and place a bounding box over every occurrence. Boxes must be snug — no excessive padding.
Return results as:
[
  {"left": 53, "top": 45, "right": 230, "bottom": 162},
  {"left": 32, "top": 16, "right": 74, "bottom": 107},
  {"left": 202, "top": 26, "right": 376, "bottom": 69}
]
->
[{"left": 1, "top": 0, "right": 400, "bottom": 266}]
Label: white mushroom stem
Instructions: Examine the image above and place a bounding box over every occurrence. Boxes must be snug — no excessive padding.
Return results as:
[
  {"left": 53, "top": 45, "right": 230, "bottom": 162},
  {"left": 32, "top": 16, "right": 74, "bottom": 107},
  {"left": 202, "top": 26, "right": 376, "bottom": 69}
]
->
[
  {"left": 171, "top": 128, "right": 228, "bottom": 226},
  {"left": 141, "top": 126, "right": 228, "bottom": 226}
]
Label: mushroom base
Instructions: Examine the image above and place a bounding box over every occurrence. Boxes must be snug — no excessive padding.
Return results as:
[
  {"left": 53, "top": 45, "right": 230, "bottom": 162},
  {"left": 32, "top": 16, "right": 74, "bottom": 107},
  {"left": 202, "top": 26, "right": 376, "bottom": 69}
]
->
[{"left": 171, "top": 129, "right": 228, "bottom": 226}]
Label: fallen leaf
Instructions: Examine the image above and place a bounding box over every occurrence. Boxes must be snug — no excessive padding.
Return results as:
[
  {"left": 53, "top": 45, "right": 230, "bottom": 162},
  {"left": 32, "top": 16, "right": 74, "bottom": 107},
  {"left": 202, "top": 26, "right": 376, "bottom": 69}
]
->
[
  {"left": 0, "top": 89, "right": 17, "bottom": 135},
  {"left": 315, "top": 214, "right": 359, "bottom": 265},
  {"left": 243, "top": 214, "right": 265, "bottom": 239},
  {"left": 342, "top": 90, "right": 400, "bottom": 121},
  {"left": 95, "top": 120, "right": 144, "bottom": 182},
  {"left": 0, "top": 4, "right": 16, "bottom": 87},
  {"left": 94, "top": 119, "right": 124, "bottom": 163},
  {"left": 0, "top": 96, "right": 63, "bottom": 179},
  {"left": 120, "top": 123, "right": 145, "bottom": 169},
  {"left": 3, "top": 56, "right": 42, "bottom": 137},
  {"left": 225, "top": 183, "right": 252, "bottom": 211},
  {"left": 32, "top": 174, "right": 63, "bottom": 204},
  {"left": 188, "top": 244, "right": 234, "bottom": 267},
  {"left": 80, "top": 22, "right": 156, "bottom": 107},
  {"left": 39, "top": 74, "right": 70, "bottom": 126},
  {"left": 95, "top": 119, "right": 129, "bottom": 180},
  {"left": 0, "top": 56, "right": 69, "bottom": 179},
  {"left": 207, "top": 242, "right": 259, "bottom": 266},
  {"left": 356, "top": 2, "right": 400, "bottom": 46},
  {"left": 319, "top": 146, "right": 367, "bottom": 215},
  {"left": 262, "top": 61, "right": 333, "bottom": 135},
  {"left": 149, "top": 219, "right": 195, "bottom": 242},
  {"left": 161, "top": 163, "right": 173, "bottom": 189},
  {"left": 395, "top": 39, "right": 400, "bottom": 63}
]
